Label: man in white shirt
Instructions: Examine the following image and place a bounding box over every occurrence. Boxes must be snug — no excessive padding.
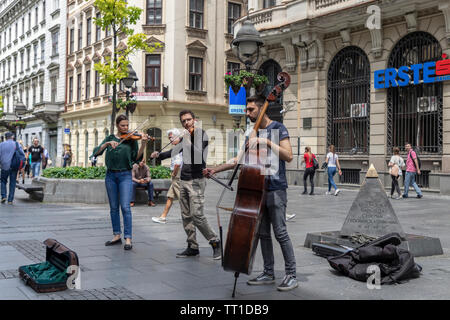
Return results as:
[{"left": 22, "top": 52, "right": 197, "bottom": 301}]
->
[{"left": 152, "top": 128, "right": 183, "bottom": 224}]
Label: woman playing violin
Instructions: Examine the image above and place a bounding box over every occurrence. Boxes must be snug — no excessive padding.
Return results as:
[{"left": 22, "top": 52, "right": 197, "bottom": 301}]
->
[{"left": 92, "top": 114, "right": 149, "bottom": 250}]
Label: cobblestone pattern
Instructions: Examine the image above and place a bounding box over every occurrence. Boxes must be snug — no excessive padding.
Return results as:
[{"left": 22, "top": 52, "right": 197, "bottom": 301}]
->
[
  {"left": 0, "top": 269, "right": 20, "bottom": 279},
  {"left": 44, "top": 287, "right": 144, "bottom": 300},
  {"left": 0, "top": 240, "right": 88, "bottom": 272}
]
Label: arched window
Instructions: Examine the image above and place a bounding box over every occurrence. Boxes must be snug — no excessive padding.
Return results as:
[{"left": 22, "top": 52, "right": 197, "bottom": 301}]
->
[
  {"left": 387, "top": 32, "right": 442, "bottom": 154},
  {"left": 327, "top": 46, "right": 370, "bottom": 154},
  {"left": 260, "top": 59, "right": 283, "bottom": 123},
  {"left": 147, "top": 127, "right": 162, "bottom": 166}
]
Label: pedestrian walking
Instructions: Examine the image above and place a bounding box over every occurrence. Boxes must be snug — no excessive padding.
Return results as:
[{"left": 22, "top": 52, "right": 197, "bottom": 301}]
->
[
  {"left": 0, "top": 132, "right": 26, "bottom": 204},
  {"left": 325, "top": 145, "right": 342, "bottom": 196},
  {"left": 403, "top": 142, "right": 423, "bottom": 199},
  {"left": 16, "top": 140, "right": 26, "bottom": 184},
  {"left": 24, "top": 145, "right": 31, "bottom": 179},
  {"left": 62, "top": 144, "right": 72, "bottom": 168},
  {"left": 130, "top": 159, "right": 156, "bottom": 207},
  {"left": 42, "top": 147, "right": 49, "bottom": 170},
  {"left": 301, "top": 147, "right": 317, "bottom": 195},
  {"left": 152, "top": 128, "right": 183, "bottom": 224},
  {"left": 388, "top": 147, "right": 404, "bottom": 199},
  {"left": 28, "top": 138, "right": 44, "bottom": 178},
  {"left": 92, "top": 114, "right": 149, "bottom": 250}
]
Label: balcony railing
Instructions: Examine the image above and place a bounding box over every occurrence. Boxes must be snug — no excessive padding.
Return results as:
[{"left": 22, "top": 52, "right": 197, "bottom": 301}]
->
[
  {"left": 313, "top": 0, "right": 349, "bottom": 10},
  {"left": 310, "top": 0, "right": 375, "bottom": 17}
]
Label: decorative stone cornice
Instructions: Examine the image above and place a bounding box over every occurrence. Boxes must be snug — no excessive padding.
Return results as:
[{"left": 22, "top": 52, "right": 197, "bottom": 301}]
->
[
  {"left": 340, "top": 28, "right": 351, "bottom": 47},
  {"left": 281, "top": 39, "right": 296, "bottom": 72},
  {"left": 405, "top": 12, "right": 417, "bottom": 32},
  {"left": 186, "top": 27, "right": 208, "bottom": 39},
  {"left": 439, "top": 3, "right": 450, "bottom": 45},
  {"left": 92, "top": 52, "right": 102, "bottom": 62},
  {"left": 142, "top": 24, "right": 166, "bottom": 36},
  {"left": 74, "top": 59, "right": 82, "bottom": 69},
  {"left": 116, "top": 41, "right": 127, "bottom": 53},
  {"left": 83, "top": 56, "right": 91, "bottom": 65},
  {"left": 101, "top": 48, "right": 111, "bottom": 57},
  {"left": 369, "top": 28, "right": 383, "bottom": 59},
  {"left": 187, "top": 40, "right": 207, "bottom": 56},
  {"left": 146, "top": 36, "right": 165, "bottom": 52}
]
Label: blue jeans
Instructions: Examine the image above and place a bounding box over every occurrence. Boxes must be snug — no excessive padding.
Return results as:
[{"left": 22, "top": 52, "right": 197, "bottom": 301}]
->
[
  {"left": 403, "top": 171, "right": 422, "bottom": 197},
  {"left": 260, "top": 190, "right": 296, "bottom": 276},
  {"left": 105, "top": 170, "right": 133, "bottom": 239},
  {"left": 1, "top": 169, "right": 18, "bottom": 202},
  {"left": 30, "top": 162, "right": 41, "bottom": 177},
  {"left": 131, "top": 181, "right": 154, "bottom": 202},
  {"left": 327, "top": 167, "right": 338, "bottom": 192}
]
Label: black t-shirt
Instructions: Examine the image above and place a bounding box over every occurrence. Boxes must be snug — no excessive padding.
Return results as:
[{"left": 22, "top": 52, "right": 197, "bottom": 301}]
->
[{"left": 28, "top": 145, "right": 44, "bottom": 163}]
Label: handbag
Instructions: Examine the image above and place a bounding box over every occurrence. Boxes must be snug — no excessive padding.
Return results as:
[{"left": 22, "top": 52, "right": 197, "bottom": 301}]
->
[
  {"left": 321, "top": 161, "right": 328, "bottom": 170},
  {"left": 312, "top": 155, "right": 319, "bottom": 170},
  {"left": 390, "top": 164, "right": 399, "bottom": 177}
]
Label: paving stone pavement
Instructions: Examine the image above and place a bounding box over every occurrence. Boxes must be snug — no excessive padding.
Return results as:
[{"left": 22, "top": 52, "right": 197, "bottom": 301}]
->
[{"left": 0, "top": 181, "right": 449, "bottom": 300}]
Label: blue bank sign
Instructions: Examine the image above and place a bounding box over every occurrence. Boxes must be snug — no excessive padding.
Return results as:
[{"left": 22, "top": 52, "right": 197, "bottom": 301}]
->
[
  {"left": 374, "top": 54, "right": 450, "bottom": 89},
  {"left": 228, "top": 86, "right": 246, "bottom": 115}
]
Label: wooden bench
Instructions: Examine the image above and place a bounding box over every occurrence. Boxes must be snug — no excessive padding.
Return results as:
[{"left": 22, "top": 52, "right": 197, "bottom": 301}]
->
[{"left": 16, "top": 184, "right": 44, "bottom": 201}]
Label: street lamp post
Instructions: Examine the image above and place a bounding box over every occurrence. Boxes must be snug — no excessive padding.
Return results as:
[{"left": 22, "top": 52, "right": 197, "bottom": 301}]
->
[
  {"left": 230, "top": 19, "right": 264, "bottom": 130},
  {"left": 14, "top": 100, "right": 27, "bottom": 140},
  {"left": 121, "top": 64, "right": 139, "bottom": 118}
]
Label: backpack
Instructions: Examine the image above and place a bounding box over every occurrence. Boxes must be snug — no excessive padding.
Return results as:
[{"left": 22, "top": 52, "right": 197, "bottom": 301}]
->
[
  {"left": 327, "top": 233, "right": 422, "bottom": 285},
  {"left": 10, "top": 142, "right": 26, "bottom": 171}
]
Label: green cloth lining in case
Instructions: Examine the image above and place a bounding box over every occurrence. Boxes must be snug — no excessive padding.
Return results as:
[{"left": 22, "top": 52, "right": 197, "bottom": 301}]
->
[{"left": 21, "top": 261, "right": 68, "bottom": 284}]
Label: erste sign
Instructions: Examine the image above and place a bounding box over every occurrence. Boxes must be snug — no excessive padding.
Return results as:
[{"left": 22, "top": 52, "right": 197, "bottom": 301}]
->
[{"left": 374, "top": 54, "right": 450, "bottom": 89}]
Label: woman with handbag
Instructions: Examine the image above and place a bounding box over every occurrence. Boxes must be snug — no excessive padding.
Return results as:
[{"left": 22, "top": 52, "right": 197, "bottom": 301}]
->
[
  {"left": 325, "top": 145, "right": 342, "bottom": 196},
  {"left": 388, "top": 147, "right": 404, "bottom": 199},
  {"left": 301, "top": 147, "right": 317, "bottom": 195}
]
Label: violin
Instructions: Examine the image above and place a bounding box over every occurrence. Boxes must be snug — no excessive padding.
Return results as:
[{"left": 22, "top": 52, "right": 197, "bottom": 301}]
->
[{"left": 119, "top": 131, "right": 155, "bottom": 141}]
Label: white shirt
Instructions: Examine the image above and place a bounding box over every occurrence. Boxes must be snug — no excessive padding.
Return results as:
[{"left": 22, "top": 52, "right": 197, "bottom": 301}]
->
[
  {"left": 171, "top": 152, "right": 183, "bottom": 171},
  {"left": 389, "top": 155, "right": 405, "bottom": 176},
  {"left": 327, "top": 152, "right": 338, "bottom": 167}
]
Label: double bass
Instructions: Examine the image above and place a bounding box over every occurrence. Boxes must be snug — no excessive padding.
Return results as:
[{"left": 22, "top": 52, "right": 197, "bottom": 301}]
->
[{"left": 218, "top": 72, "right": 291, "bottom": 297}]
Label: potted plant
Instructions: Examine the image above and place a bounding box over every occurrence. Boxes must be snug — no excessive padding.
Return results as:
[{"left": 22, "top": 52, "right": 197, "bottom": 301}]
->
[
  {"left": 252, "top": 74, "right": 269, "bottom": 93},
  {"left": 225, "top": 72, "right": 242, "bottom": 95}
]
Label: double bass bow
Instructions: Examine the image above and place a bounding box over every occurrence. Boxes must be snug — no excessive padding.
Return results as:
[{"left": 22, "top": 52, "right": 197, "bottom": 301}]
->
[{"left": 216, "top": 72, "right": 291, "bottom": 297}]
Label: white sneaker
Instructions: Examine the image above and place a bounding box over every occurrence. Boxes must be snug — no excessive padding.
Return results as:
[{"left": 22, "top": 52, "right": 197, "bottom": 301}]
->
[
  {"left": 325, "top": 192, "right": 331, "bottom": 195},
  {"left": 152, "top": 217, "right": 167, "bottom": 224},
  {"left": 286, "top": 213, "right": 296, "bottom": 221},
  {"left": 334, "top": 189, "right": 341, "bottom": 196}
]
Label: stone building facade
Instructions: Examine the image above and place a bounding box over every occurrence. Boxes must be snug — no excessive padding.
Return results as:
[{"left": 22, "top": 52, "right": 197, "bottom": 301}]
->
[
  {"left": 62, "top": 0, "right": 246, "bottom": 168},
  {"left": 236, "top": 0, "right": 450, "bottom": 194},
  {"left": 0, "top": 0, "right": 67, "bottom": 164}
]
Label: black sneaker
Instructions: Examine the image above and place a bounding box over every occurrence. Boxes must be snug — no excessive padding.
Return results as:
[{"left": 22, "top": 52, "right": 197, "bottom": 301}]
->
[
  {"left": 209, "top": 240, "right": 221, "bottom": 260},
  {"left": 302, "top": 190, "right": 307, "bottom": 195},
  {"left": 176, "top": 247, "right": 199, "bottom": 258},
  {"left": 417, "top": 194, "right": 423, "bottom": 199},
  {"left": 1, "top": 198, "right": 6, "bottom": 204},
  {"left": 277, "top": 274, "right": 298, "bottom": 291},
  {"left": 247, "top": 272, "right": 275, "bottom": 285}
]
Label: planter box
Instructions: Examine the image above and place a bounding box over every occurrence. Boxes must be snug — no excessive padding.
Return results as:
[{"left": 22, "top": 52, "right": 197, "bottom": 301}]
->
[{"left": 32, "top": 177, "right": 172, "bottom": 204}]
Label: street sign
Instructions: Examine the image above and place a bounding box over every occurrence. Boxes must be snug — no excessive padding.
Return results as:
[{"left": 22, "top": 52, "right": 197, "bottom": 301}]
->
[
  {"left": 64, "top": 128, "right": 70, "bottom": 134},
  {"left": 228, "top": 86, "right": 246, "bottom": 115}
]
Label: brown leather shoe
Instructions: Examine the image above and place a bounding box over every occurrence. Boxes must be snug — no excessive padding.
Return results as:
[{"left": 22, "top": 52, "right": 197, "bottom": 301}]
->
[
  {"left": 148, "top": 201, "right": 156, "bottom": 207},
  {"left": 130, "top": 202, "right": 135, "bottom": 207}
]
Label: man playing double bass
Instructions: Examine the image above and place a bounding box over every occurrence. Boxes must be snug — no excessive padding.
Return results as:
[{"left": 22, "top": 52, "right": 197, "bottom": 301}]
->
[{"left": 203, "top": 95, "right": 298, "bottom": 291}]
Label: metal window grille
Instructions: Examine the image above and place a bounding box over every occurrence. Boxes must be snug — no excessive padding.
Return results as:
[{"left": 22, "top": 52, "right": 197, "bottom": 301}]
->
[
  {"left": 261, "top": 59, "right": 283, "bottom": 123},
  {"left": 327, "top": 46, "right": 370, "bottom": 154},
  {"left": 339, "top": 168, "right": 360, "bottom": 185},
  {"left": 387, "top": 32, "right": 443, "bottom": 155}
]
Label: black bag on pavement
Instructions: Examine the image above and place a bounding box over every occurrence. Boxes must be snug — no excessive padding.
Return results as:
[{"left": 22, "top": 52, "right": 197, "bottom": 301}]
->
[
  {"left": 18, "top": 239, "right": 79, "bottom": 293},
  {"left": 327, "top": 233, "right": 422, "bottom": 284}
]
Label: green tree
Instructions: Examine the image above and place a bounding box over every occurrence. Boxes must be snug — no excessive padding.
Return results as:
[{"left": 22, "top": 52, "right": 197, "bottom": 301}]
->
[{"left": 92, "top": 0, "right": 160, "bottom": 133}]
